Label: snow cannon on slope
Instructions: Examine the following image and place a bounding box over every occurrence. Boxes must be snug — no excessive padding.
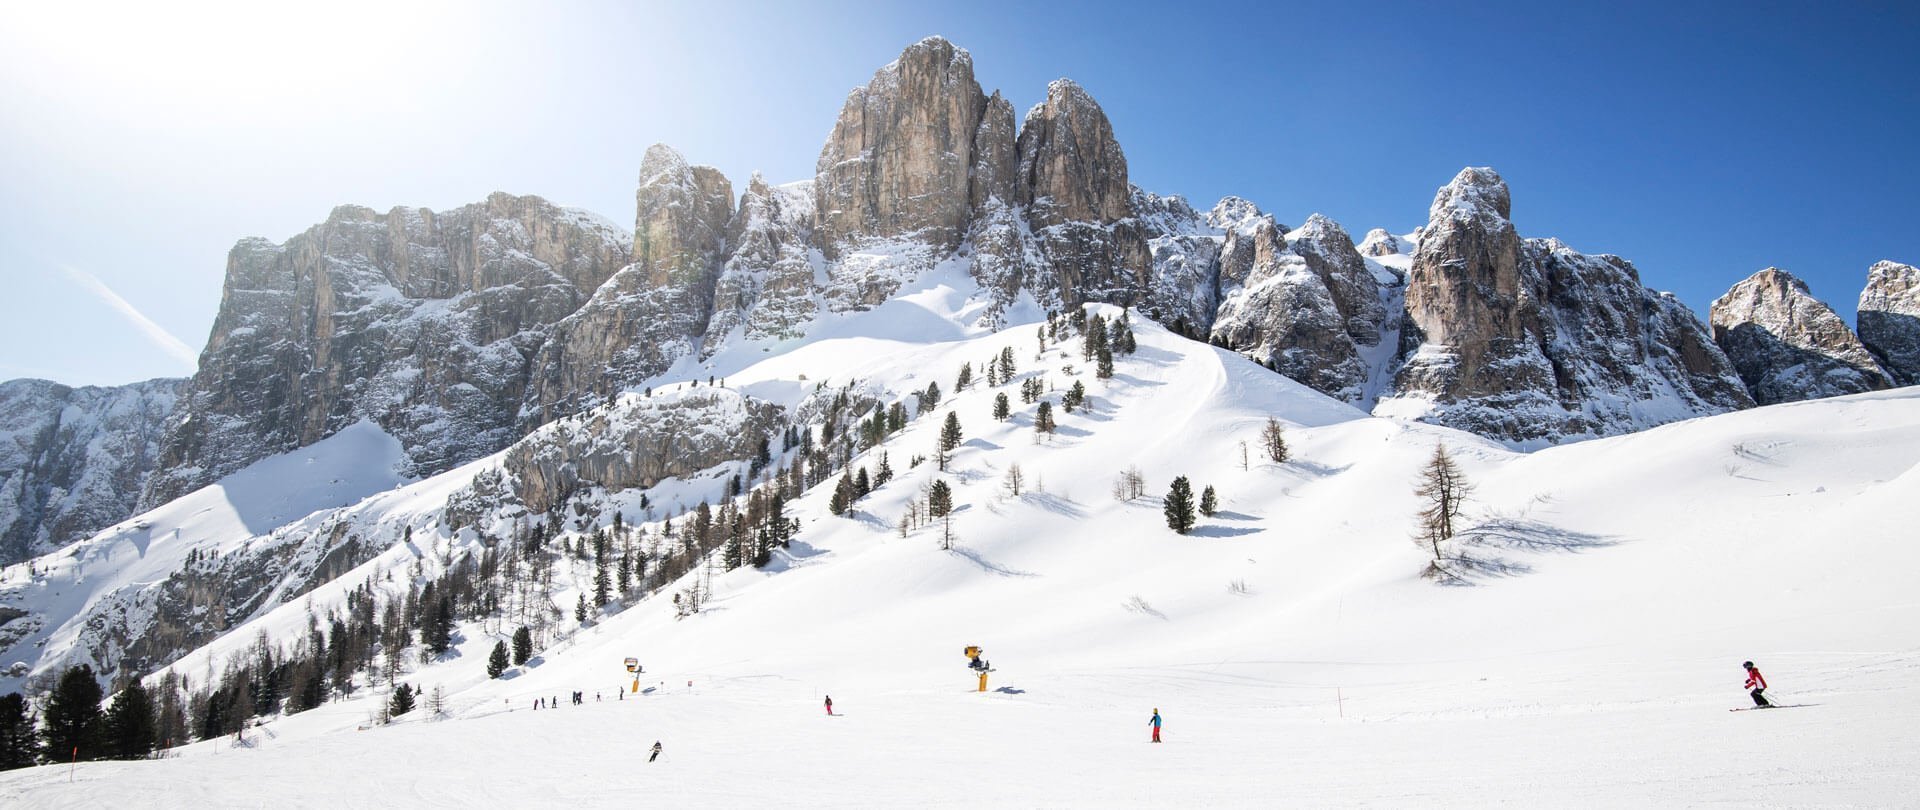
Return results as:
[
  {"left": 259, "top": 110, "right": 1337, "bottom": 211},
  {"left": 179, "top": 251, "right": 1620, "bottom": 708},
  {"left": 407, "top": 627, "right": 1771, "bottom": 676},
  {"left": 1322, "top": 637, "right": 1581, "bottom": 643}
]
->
[{"left": 964, "top": 646, "right": 992, "bottom": 692}]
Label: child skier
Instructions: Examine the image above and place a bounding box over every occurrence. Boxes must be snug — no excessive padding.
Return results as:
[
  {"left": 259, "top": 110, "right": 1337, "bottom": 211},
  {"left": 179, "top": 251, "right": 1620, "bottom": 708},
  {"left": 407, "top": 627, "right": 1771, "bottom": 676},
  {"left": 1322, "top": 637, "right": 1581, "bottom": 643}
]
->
[
  {"left": 1149, "top": 708, "right": 1162, "bottom": 743},
  {"left": 1743, "top": 661, "right": 1771, "bottom": 707},
  {"left": 824, "top": 695, "right": 834, "bottom": 716}
]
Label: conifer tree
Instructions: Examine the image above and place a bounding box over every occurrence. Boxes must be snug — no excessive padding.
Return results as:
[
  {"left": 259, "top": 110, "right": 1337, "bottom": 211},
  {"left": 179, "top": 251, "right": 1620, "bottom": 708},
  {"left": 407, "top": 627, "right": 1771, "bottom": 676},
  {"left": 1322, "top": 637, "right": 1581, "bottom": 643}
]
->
[
  {"left": 854, "top": 467, "right": 871, "bottom": 498},
  {"left": 928, "top": 480, "right": 955, "bottom": 550},
  {"left": 41, "top": 664, "right": 104, "bottom": 762},
  {"left": 956, "top": 362, "right": 973, "bottom": 391},
  {"left": 1164, "top": 476, "right": 1197, "bottom": 535},
  {"left": 486, "top": 641, "right": 510, "bottom": 678},
  {"left": 103, "top": 682, "right": 156, "bottom": 760},
  {"left": 1261, "top": 417, "right": 1289, "bottom": 463},
  {"left": 424, "top": 595, "right": 454, "bottom": 654},
  {"left": 1034, "top": 401, "right": 1056, "bottom": 436},
  {"left": 998, "top": 346, "right": 1017, "bottom": 381},
  {"left": 874, "top": 452, "right": 894, "bottom": 488},
  {"left": 919, "top": 382, "right": 942, "bottom": 415},
  {"left": 993, "top": 392, "right": 1010, "bottom": 421},
  {"left": 1199, "top": 485, "right": 1218, "bottom": 517},
  {"left": 1097, "top": 345, "right": 1114, "bottom": 379},
  {"left": 829, "top": 472, "right": 854, "bottom": 516},
  {"left": 1415, "top": 443, "right": 1473, "bottom": 565},
  {"left": 389, "top": 683, "right": 415, "bottom": 717},
  {"left": 511, "top": 626, "right": 533, "bottom": 666},
  {"left": 575, "top": 593, "right": 588, "bottom": 623},
  {"left": 938, "top": 412, "right": 963, "bottom": 471},
  {"left": 1064, "top": 380, "right": 1086, "bottom": 412},
  {"left": 0, "top": 692, "right": 33, "bottom": 769}
]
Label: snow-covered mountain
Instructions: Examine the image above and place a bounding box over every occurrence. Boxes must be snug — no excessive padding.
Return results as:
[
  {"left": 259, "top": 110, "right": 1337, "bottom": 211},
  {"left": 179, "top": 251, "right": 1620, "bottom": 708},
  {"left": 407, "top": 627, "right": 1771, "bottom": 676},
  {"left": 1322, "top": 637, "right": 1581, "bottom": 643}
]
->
[
  {"left": 0, "top": 377, "right": 183, "bottom": 565},
  {"left": 101, "top": 36, "right": 1913, "bottom": 536},
  {"left": 1, "top": 32, "right": 1917, "bottom": 733},
  {"left": 3, "top": 290, "right": 1917, "bottom": 805}
]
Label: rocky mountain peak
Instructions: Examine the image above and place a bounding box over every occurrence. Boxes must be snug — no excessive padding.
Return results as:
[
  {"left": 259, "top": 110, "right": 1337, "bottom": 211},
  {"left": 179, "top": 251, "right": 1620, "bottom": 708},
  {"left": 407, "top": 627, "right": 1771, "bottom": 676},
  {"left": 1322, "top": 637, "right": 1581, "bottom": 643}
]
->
[
  {"left": 1206, "top": 196, "right": 1270, "bottom": 235},
  {"left": 1710, "top": 267, "right": 1893, "bottom": 405},
  {"left": 812, "top": 36, "right": 987, "bottom": 257},
  {"left": 1358, "top": 227, "right": 1415, "bottom": 257},
  {"left": 1430, "top": 166, "right": 1512, "bottom": 223},
  {"left": 1387, "top": 166, "right": 1751, "bottom": 445},
  {"left": 1858, "top": 260, "right": 1920, "bottom": 386},
  {"left": 633, "top": 142, "right": 733, "bottom": 290},
  {"left": 1015, "top": 78, "right": 1131, "bottom": 228}
]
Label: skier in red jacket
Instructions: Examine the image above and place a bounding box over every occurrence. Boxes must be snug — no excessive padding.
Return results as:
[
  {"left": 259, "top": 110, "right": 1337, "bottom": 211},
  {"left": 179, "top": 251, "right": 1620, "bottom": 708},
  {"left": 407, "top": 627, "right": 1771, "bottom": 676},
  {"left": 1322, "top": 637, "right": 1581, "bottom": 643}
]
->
[{"left": 1743, "top": 661, "right": 1771, "bottom": 707}]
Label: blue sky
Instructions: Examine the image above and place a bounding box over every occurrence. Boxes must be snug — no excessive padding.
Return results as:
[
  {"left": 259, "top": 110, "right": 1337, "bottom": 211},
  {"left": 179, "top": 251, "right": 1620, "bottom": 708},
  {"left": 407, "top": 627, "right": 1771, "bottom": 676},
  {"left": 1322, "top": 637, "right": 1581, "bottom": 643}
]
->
[{"left": 2, "top": 0, "right": 1915, "bottom": 386}]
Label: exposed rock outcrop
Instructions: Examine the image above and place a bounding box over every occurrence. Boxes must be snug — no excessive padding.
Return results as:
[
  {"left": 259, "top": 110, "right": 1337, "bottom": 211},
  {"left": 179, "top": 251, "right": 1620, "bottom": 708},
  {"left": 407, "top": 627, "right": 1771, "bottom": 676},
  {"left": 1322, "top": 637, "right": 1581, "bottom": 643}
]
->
[
  {"left": 813, "top": 36, "right": 986, "bottom": 258},
  {"left": 1858, "top": 260, "right": 1920, "bottom": 386},
  {"left": 501, "top": 388, "right": 784, "bottom": 514},
  {"left": 704, "top": 175, "right": 820, "bottom": 349},
  {"left": 1388, "top": 168, "right": 1752, "bottom": 443},
  {"left": 146, "top": 193, "right": 631, "bottom": 506},
  {"left": 0, "top": 378, "right": 184, "bottom": 564},
  {"left": 1016, "top": 80, "right": 1149, "bottom": 307},
  {"left": 1710, "top": 268, "right": 1893, "bottom": 405},
  {"left": 523, "top": 146, "right": 735, "bottom": 424}
]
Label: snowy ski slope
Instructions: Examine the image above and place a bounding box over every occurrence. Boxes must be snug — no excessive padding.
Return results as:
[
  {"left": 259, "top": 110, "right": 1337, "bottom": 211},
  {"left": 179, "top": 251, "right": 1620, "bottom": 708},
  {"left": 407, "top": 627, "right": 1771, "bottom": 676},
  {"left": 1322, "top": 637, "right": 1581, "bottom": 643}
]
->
[{"left": 3, "top": 275, "right": 1918, "bottom": 806}]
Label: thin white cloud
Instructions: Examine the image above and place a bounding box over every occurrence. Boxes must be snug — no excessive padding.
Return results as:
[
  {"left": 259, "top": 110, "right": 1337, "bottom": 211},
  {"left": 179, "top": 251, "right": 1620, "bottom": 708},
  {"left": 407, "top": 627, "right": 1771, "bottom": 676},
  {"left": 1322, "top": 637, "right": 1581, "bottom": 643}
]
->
[{"left": 60, "top": 267, "right": 198, "bottom": 371}]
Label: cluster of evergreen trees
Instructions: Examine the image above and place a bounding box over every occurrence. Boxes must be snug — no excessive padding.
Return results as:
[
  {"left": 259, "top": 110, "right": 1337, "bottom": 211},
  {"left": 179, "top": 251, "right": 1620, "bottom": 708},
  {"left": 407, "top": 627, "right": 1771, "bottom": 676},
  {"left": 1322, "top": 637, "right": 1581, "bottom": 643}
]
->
[{"left": 0, "top": 664, "right": 163, "bottom": 767}]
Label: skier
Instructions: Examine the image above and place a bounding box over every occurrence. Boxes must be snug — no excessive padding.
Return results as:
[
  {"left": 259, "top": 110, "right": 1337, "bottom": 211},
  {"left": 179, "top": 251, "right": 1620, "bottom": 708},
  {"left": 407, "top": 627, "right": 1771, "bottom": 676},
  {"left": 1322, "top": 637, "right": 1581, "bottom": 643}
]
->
[
  {"left": 649, "top": 741, "right": 663, "bottom": 763},
  {"left": 1149, "top": 708, "right": 1162, "bottom": 743},
  {"left": 1743, "top": 661, "right": 1771, "bottom": 707},
  {"left": 824, "top": 695, "right": 833, "bottom": 716}
]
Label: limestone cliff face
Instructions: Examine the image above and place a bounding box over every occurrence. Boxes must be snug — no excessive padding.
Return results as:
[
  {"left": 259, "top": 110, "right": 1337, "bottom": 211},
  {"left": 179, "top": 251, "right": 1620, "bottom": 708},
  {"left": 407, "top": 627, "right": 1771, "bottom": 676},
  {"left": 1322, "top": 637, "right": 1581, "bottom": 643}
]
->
[
  {"left": 704, "top": 175, "right": 820, "bottom": 350},
  {"left": 523, "top": 145, "right": 735, "bottom": 424},
  {"left": 145, "top": 193, "right": 631, "bottom": 506},
  {"left": 813, "top": 36, "right": 987, "bottom": 258},
  {"left": 0, "top": 378, "right": 184, "bottom": 564},
  {"left": 501, "top": 388, "right": 783, "bottom": 514},
  {"left": 1858, "top": 260, "right": 1920, "bottom": 386},
  {"left": 1015, "top": 79, "right": 1149, "bottom": 307},
  {"left": 631, "top": 143, "right": 734, "bottom": 306},
  {"left": 1387, "top": 168, "right": 1751, "bottom": 443},
  {"left": 1711, "top": 268, "right": 1893, "bottom": 405}
]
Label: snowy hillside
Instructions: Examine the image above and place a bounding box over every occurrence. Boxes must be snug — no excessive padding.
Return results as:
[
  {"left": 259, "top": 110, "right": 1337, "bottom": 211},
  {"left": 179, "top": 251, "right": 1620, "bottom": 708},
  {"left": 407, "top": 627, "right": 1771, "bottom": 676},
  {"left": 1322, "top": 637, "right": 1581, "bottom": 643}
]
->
[{"left": 3, "top": 288, "right": 1918, "bottom": 805}]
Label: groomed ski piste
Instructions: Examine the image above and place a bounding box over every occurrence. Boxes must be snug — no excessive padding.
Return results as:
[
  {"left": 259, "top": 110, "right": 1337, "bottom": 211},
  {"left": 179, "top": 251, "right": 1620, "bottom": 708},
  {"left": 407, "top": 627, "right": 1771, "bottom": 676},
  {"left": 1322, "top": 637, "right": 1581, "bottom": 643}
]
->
[{"left": 4, "top": 268, "right": 1919, "bottom": 807}]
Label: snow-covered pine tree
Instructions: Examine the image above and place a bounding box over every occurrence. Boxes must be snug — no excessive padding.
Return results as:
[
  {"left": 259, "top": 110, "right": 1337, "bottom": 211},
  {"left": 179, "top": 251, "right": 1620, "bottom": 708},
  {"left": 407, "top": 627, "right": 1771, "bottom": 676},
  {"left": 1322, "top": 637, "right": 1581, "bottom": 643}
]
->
[
  {"left": 1064, "top": 380, "right": 1086, "bottom": 412},
  {"left": 875, "top": 452, "right": 894, "bottom": 487},
  {"left": 919, "top": 382, "right": 942, "bottom": 415},
  {"left": 1164, "top": 476, "right": 1197, "bottom": 535},
  {"left": 993, "top": 392, "right": 1010, "bottom": 421},
  {"left": 1097, "top": 346, "right": 1114, "bottom": 379},
  {"left": 1199, "top": 485, "right": 1218, "bottom": 517},
  {"left": 956, "top": 362, "right": 973, "bottom": 391}
]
